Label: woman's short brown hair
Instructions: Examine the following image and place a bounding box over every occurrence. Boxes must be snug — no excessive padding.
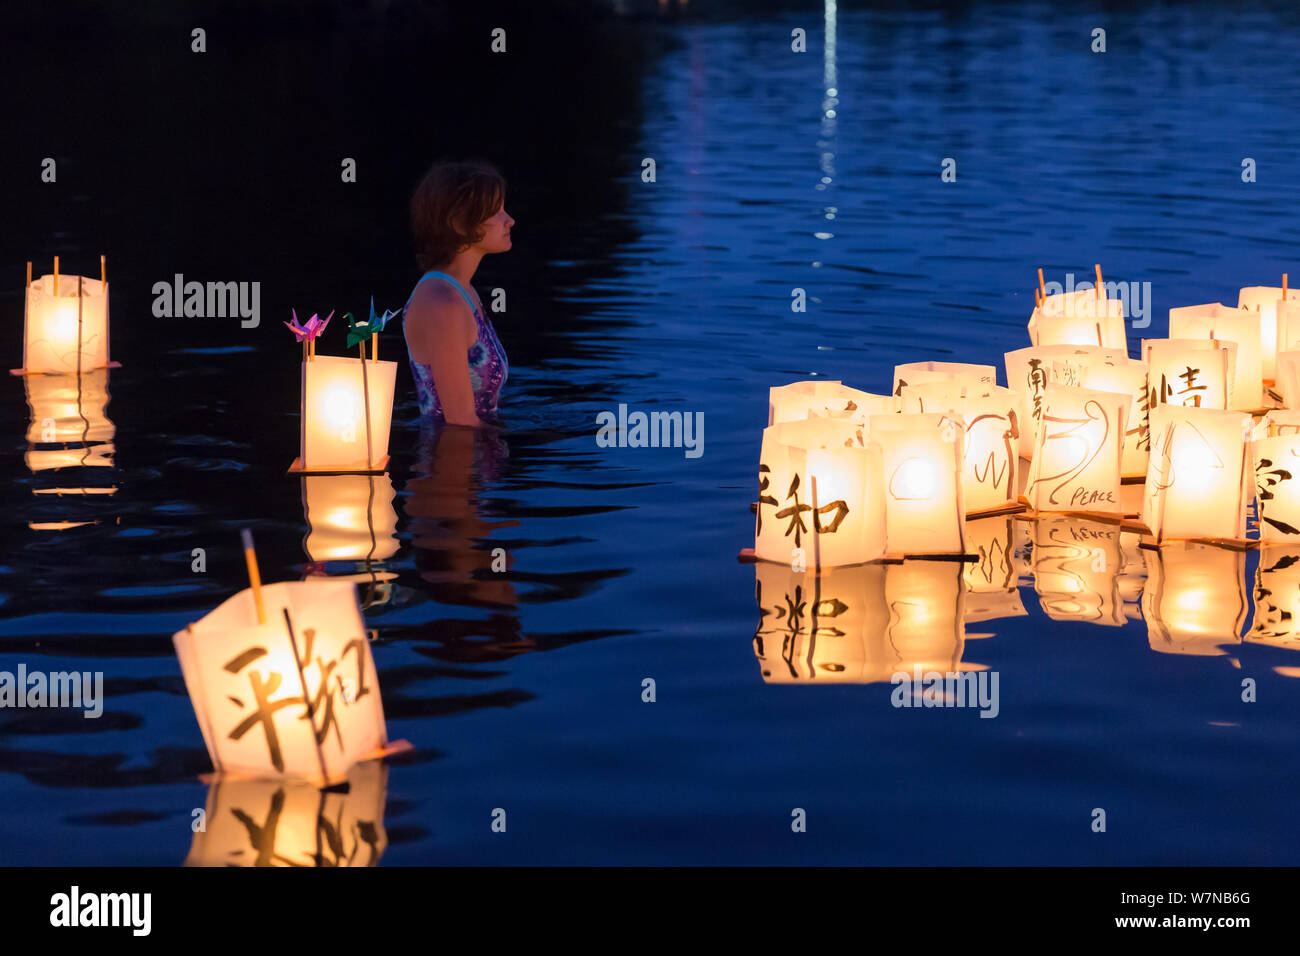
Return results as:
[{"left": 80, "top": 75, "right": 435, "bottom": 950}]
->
[{"left": 410, "top": 160, "right": 507, "bottom": 271}]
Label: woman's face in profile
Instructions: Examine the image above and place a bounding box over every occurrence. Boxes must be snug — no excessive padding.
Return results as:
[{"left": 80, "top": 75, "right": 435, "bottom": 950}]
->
[{"left": 475, "top": 203, "right": 514, "bottom": 254}]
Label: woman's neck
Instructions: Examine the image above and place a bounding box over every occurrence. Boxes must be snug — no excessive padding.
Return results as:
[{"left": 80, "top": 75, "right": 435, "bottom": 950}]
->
[{"left": 441, "top": 250, "right": 484, "bottom": 289}]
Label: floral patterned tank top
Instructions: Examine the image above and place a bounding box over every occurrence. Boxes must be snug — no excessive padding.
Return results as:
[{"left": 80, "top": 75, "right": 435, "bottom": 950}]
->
[{"left": 405, "top": 270, "right": 509, "bottom": 421}]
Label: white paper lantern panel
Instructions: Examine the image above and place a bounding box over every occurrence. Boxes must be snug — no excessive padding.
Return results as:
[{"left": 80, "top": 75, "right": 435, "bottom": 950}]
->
[
  {"left": 755, "top": 418, "right": 885, "bottom": 568},
  {"left": 1240, "top": 285, "right": 1300, "bottom": 379},
  {"left": 1070, "top": 359, "right": 1150, "bottom": 479},
  {"left": 1142, "top": 543, "right": 1248, "bottom": 656},
  {"left": 869, "top": 412, "right": 967, "bottom": 555},
  {"left": 1275, "top": 350, "right": 1300, "bottom": 408},
  {"left": 1027, "top": 288, "right": 1127, "bottom": 351},
  {"left": 1274, "top": 299, "right": 1300, "bottom": 363},
  {"left": 1004, "top": 345, "right": 1127, "bottom": 459},
  {"left": 1260, "top": 408, "right": 1300, "bottom": 436},
  {"left": 892, "top": 361, "right": 995, "bottom": 397},
  {"left": 1023, "top": 384, "right": 1127, "bottom": 515},
  {"left": 173, "top": 579, "right": 392, "bottom": 786},
  {"left": 1142, "top": 405, "right": 1253, "bottom": 545},
  {"left": 1168, "top": 303, "right": 1262, "bottom": 410},
  {"left": 18, "top": 274, "right": 113, "bottom": 375},
  {"left": 1142, "top": 338, "right": 1235, "bottom": 411},
  {"left": 767, "top": 380, "right": 894, "bottom": 426},
  {"left": 296, "top": 356, "right": 398, "bottom": 473},
  {"left": 1255, "top": 431, "right": 1300, "bottom": 543}
]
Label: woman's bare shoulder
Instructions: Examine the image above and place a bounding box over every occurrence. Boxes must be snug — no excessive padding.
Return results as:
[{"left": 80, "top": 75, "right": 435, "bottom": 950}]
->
[{"left": 407, "top": 279, "right": 474, "bottom": 331}]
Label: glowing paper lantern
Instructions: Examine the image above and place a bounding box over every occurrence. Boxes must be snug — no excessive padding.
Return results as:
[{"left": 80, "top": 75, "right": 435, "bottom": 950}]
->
[
  {"left": 1142, "top": 405, "right": 1253, "bottom": 545},
  {"left": 963, "top": 515, "right": 1026, "bottom": 622},
  {"left": 1005, "top": 345, "right": 1127, "bottom": 458},
  {"left": 292, "top": 355, "right": 397, "bottom": 473},
  {"left": 1275, "top": 350, "right": 1300, "bottom": 408},
  {"left": 1169, "top": 303, "right": 1262, "bottom": 409},
  {"left": 1250, "top": 546, "right": 1300, "bottom": 651},
  {"left": 1027, "top": 288, "right": 1127, "bottom": 351},
  {"left": 13, "top": 261, "right": 116, "bottom": 375},
  {"left": 173, "top": 578, "right": 396, "bottom": 786},
  {"left": 185, "top": 759, "right": 389, "bottom": 867},
  {"left": 1142, "top": 338, "right": 1235, "bottom": 411},
  {"left": 869, "top": 412, "right": 967, "bottom": 555},
  {"left": 767, "top": 380, "right": 894, "bottom": 425},
  {"left": 302, "top": 475, "right": 399, "bottom": 563},
  {"left": 895, "top": 383, "right": 1021, "bottom": 515},
  {"left": 892, "top": 361, "right": 995, "bottom": 396},
  {"left": 1254, "top": 429, "right": 1300, "bottom": 542},
  {"left": 755, "top": 418, "right": 885, "bottom": 568},
  {"left": 1031, "top": 516, "right": 1125, "bottom": 626},
  {"left": 1240, "top": 285, "right": 1300, "bottom": 379},
  {"left": 1023, "top": 384, "right": 1127, "bottom": 515},
  {"left": 1060, "top": 358, "right": 1150, "bottom": 479},
  {"left": 1260, "top": 408, "right": 1300, "bottom": 436},
  {"left": 1142, "top": 543, "right": 1247, "bottom": 656},
  {"left": 1274, "top": 299, "right": 1300, "bottom": 363}
]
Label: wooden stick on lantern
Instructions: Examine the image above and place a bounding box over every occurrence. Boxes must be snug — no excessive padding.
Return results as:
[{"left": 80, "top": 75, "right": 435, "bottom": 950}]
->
[
  {"left": 240, "top": 528, "right": 266, "bottom": 625},
  {"left": 359, "top": 338, "right": 374, "bottom": 469},
  {"left": 280, "top": 605, "right": 331, "bottom": 786},
  {"left": 100, "top": 255, "right": 106, "bottom": 287},
  {"left": 1038, "top": 268, "right": 1046, "bottom": 303},
  {"left": 1095, "top": 263, "right": 1104, "bottom": 302},
  {"left": 53, "top": 256, "right": 59, "bottom": 296}
]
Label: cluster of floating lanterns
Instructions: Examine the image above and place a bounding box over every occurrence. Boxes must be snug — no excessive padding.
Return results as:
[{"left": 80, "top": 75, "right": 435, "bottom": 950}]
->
[
  {"left": 12, "top": 260, "right": 410, "bottom": 861},
  {"left": 745, "top": 266, "right": 1300, "bottom": 680}
]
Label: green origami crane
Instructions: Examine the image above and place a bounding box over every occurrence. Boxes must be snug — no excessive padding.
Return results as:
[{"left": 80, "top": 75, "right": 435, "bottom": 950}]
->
[{"left": 345, "top": 297, "right": 400, "bottom": 349}]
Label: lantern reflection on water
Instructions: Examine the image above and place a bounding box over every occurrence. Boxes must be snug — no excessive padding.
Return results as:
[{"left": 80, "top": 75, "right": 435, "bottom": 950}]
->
[
  {"left": 963, "top": 515, "right": 1026, "bottom": 622},
  {"left": 1142, "top": 338, "right": 1235, "bottom": 411},
  {"left": 1142, "top": 405, "right": 1253, "bottom": 545},
  {"left": 752, "top": 560, "right": 967, "bottom": 683},
  {"left": 1030, "top": 516, "right": 1126, "bottom": 626},
  {"left": 23, "top": 369, "right": 118, "bottom": 529},
  {"left": 1023, "top": 384, "right": 1127, "bottom": 516},
  {"left": 185, "top": 759, "right": 389, "bottom": 867},
  {"left": 173, "top": 579, "right": 393, "bottom": 786},
  {"left": 1168, "top": 303, "right": 1262, "bottom": 410},
  {"left": 755, "top": 417, "right": 885, "bottom": 568},
  {"left": 1250, "top": 546, "right": 1300, "bottom": 651},
  {"left": 869, "top": 412, "right": 967, "bottom": 555},
  {"left": 767, "top": 380, "right": 894, "bottom": 425},
  {"left": 302, "top": 474, "right": 399, "bottom": 606},
  {"left": 1142, "top": 543, "right": 1248, "bottom": 656},
  {"left": 293, "top": 355, "right": 398, "bottom": 473}
]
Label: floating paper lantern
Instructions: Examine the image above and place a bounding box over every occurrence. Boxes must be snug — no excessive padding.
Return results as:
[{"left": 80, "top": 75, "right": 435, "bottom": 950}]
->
[
  {"left": 185, "top": 759, "right": 390, "bottom": 867},
  {"left": 1250, "top": 545, "right": 1300, "bottom": 651},
  {"left": 1004, "top": 345, "right": 1127, "bottom": 459},
  {"left": 1142, "top": 405, "right": 1253, "bottom": 545},
  {"left": 767, "top": 380, "right": 894, "bottom": 425},
  {"left": 755, "top": 418, "right": 885, "bottom": 568},
  {"left": 1049, "top": 356, "right": 1150, "bottom": 480},
  {"left": 1031, "top": 516, "right": 1125, "bottom": 626},
  {"left": 753, "top": 560, "right": 967, "bottom": 683},
  {"left": 1142, "top": 338, "right": 1235, "bottom": 411},
  {"left": 1027, "top": 287, "right": 1127, "bottom": 351},
  {"left": 173, "top": 575, "right": 398, "bottom": 786},
  {"left": 895, "top": 382, "right": 1021, "bottom": 515},
  {"left": 1254, "top": 429, "right": 1300, "bottom": 543},
  {"left": 892, "top": 361, "right": 995, "bottom": 396},
  {"left": 1240, "top": 283, "right": 1300, "bottom": 379},
  {"left": 963, "top": 515, "right": 1026, "bottom": 622},
  {"left": 1169, "top": 303, "right": 1262, "bottom": 409},
  {"left": 1260, "top": 408, "right": 1300, "bottom": 436},
  {"left": 1275, "top": 350, "right": 1300, "bottom": 408},
  {"left": 292, "top": 355, "right": 397, "bottom": 473},
  {"left": 1023, "top": 384, "right": 1127, "bottom": 515},
  {"left": 1142, "top": 543, "right": 1248, "bottom": 656},
  {"left": 13, "top": 258, "right": 117, "bottom": 375},
  {"left": 869, "top": 412, "right": 967, "bottom": 555},
  {"left": 302, "top": 474, "right": 399, "bottom": 563}
]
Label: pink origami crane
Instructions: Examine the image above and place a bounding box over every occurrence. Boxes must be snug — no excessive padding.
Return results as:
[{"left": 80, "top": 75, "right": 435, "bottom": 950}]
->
[{"left": 284, "top": 309, "right": 334, "bottom": 342}]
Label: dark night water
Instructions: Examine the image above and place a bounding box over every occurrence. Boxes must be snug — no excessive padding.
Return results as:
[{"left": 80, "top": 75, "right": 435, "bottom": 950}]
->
[{"left": 2, "top": 0, "right": 1299, "bottom": 864}]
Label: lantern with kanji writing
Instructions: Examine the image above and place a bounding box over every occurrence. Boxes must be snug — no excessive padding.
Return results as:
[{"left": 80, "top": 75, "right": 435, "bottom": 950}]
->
[
  {"left": 1255, "top": 428, "right": 1300, "bottom": 543},
  {"left": 1004, "top": 345, "right": 1127, "bottom": 459},
  {"left": 1169, "top": 303, "right": 1262, "bottom": 410},
  {"left": 1023, "top": 384, "right": 1127, "bottom": 515},
  {"left": 1141, "top": 405, "right": 1253, "bottom": 545},
  {"left": 1027, "top": 288, "right": 1127, "bottom": 351},
  {"left": 869, "top": 411, "right": 967, "bottom": 555},
  {"left": 13, "top": 259, "right": 116, "bottom": 375},
  {"left": 1142, "top": 338, "right": 1235, "bottom": 411},
  {"left": 292, "top": 354, "right": 397, "bottom": 473},
  {"left": 173, "top": 578, "right": 394, "bottom": 786},
  {"left": 1031, "top": 516, "right": 1125, "bottom": 626},
  {"left": 768, "top": 380, "right": 894, "bottom": 425},
  {"left": 185, "top": 759, "right": 389, "bottom": 867},
  {"left": 1142, "top": 543, "right": 1247, "bottom": 656},
  {"left": 754, "top": 417, "right": 885, "bottom": 568},
  {"left": 1055, "top": 357, "right": 1150, "bottom": 480}
]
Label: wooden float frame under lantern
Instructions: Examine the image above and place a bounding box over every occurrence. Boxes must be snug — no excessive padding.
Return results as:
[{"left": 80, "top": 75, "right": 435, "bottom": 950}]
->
[{"left": 11, "top": 256, "right": 122, "bottom": 376}]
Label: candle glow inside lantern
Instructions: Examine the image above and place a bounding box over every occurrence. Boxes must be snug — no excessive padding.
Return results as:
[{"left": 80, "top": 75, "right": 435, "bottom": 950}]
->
[
  {"left": 1062, "top": 357, "right": 1150, "bottom": 479},
  {"left": 1031, "top": 516, "right": 1126, "bottom": 626},
  {"left": 768, "top": 380, "right": 894, "bottom": 425},
  {"left": 302, "top": 475, "right": 399, "bottom": 563},
  {"left": 1027, "top": 288, "right": 1127, "bottom": 351},
  {"left": 1275, "top": 350, "right": 1300, "bottom": 408},
  {"left": 1240, "top": 285, "right": 1300, "bottom": 379},
  {"left": 293, "top": 355, "right": 397, "bottom": 473},
  {"left": 895, "top": 382, "right": 1021, "bottom": 515},
  {"left": 892, "top": 361, "right": 995, "bottom": 397},
  {"left": 14, "top": 260, "right": 117, "bottom": 376},
  {"left": 1254, "top": 429, "right": 1300, "bottom": 543},
  {"left": 869, "top": 412, "right": 967, "bottom": 555},
  {"left": 755, "top": 418, "right": 885, "bottom": 568},
  {"left": 1142, "top": 338, "right": 1235, "bottom": 411},
  {"left": 185, "top": 759, "right": 389, "bottom": 867},
  {"left": 1142, "top": 543, "right": 1248, "bottom": 656},
  {"left": 1004, "top": 345, "right": 1127, "bottom": 459},
  {"left": 1141, "top": 405, "right": 1253, "bottom": 545},
  {"left": 1169, "top": 303, "right": 1262, "bottom": 409},
  {"left": 1023, "top": 384, "right": 1127, "bottom": 515},
  {"left": 173, "top": 578, "right": 396, "bottom": 786}
]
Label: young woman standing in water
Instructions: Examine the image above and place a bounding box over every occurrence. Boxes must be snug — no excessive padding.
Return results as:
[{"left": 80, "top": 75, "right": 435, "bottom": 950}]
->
[{"left": 404, "top": 160, "right": 514, "bottom": 427}]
